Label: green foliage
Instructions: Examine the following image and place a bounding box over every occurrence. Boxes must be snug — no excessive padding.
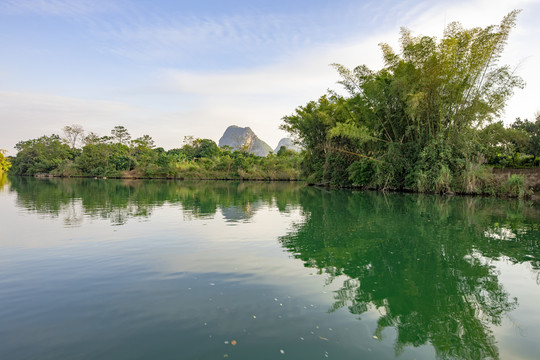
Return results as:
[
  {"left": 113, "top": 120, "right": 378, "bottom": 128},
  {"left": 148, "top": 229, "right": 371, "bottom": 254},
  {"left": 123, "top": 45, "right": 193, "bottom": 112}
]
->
[
  {"left": 195, "top": 139, "right": 220, "bottom": 158},
  {"left": 11, "top": 126, "right": 301, "bottom": 180},
  {"left": 276, "top": 146, "right": 289, "bottom": 157},
  {"left": 11, "top": 135, "right": 72, "bottom": 175},
  {"left": 282, "top": 11, "right": 526, "bottom": 195},
  {"left": 505, "top": 174, "right": 526, "bottom": 199},
  {"left": 111, "top": 125, "right": 131, "bottom": 145},
  {"left": 511, "top": 114, "right": 540, "bottom": 161},
  {"left": 347, "top": 158, "right": 376, "bottom": 186},
  {"left": 477, "top": 121, "right": 528, "bottom": 165},
  {"left": 0, "top": 149, "right": 11, "bottom": 173}
]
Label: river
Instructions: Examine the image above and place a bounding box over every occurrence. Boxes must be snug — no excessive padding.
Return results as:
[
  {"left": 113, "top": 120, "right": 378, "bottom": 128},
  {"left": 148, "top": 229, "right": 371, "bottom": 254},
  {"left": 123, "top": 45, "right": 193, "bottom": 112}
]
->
[{"left": 1, "top": 175, "right": 539, "bottom": 359}]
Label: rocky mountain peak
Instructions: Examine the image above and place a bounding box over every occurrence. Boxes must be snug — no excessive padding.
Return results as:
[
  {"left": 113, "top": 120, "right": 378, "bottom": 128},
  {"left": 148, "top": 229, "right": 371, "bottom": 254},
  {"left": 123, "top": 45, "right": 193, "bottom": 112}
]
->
[
  {"left": 218, "top": 125, "right": 273, "bottom": 157},
  {"left": 274, "top": 138, "right": 301, "bottom": 153}
]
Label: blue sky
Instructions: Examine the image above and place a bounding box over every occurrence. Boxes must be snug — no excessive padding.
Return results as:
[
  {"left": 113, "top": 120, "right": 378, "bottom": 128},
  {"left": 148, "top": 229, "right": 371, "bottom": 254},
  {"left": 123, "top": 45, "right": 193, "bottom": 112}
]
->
[{"left": 1, "top": 0, "right": 539, "bottom": 154}]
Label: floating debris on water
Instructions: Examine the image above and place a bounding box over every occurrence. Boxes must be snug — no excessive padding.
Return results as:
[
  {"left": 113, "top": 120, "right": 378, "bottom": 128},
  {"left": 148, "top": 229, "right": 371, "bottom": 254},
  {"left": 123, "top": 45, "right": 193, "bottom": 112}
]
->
[
  {"left": 319, "top": 336, "right": 329, "bottom": 341},
  {"left": 300, "top": 337, "right": 304, "bottom": 341},
  {"left": 280, "top": 349, "right": 285, "bottom": 354},
  {"left": 231, "top": 340, "right": 237, "bottom": 346},
  {"left": 373, "top": 335, "right": 379, "bottom": 340}
]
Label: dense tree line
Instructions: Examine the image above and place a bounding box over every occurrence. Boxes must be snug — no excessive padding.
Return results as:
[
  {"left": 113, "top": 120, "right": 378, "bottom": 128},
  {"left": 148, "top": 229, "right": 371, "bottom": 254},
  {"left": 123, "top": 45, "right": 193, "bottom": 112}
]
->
[
  {"left": 281, "top": 11, "right": 538, "bottom": 195},
  {"left": 9, "top": 125, "right": 301, "bottom": 180}
]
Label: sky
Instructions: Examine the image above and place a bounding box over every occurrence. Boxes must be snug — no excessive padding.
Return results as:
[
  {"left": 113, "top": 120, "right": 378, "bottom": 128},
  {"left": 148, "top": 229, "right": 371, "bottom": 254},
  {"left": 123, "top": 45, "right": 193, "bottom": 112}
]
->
[{"left": 1, "top": 0, "right": 539, "bottom": 155}]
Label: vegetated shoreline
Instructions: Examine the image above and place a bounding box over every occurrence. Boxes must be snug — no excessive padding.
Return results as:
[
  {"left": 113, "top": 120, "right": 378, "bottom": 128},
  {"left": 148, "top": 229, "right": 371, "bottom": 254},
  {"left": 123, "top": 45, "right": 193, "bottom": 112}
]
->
[
  {"left": 20, "top": 166, "right": 540, "bottom": 201},
  {"left": 307, "top": 166, "right": 540, "bottom": 201},
  {"left": 26, "top": 172, "right": 302, "bottom": 182}
]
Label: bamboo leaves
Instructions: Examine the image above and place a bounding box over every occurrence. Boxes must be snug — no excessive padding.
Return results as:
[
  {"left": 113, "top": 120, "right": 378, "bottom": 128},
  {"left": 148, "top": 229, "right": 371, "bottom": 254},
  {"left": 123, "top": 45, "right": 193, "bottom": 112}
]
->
[{"left": 282, "top": 10, "right": 524, "bottom": 190}]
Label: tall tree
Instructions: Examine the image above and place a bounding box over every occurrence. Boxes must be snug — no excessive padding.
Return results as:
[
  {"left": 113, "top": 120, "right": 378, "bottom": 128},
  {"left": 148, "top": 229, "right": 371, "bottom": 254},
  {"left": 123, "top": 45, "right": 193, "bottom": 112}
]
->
[
  {"left": 111, "top": 126, "right": 131, "bottom": 145},
  {"left": 131, "top": 135, "right": 155, "bottom": 149},
  {"left": 282, "top": 10, "right": 525, "bottom": 191},
  {"left": 62, "top": 124, "right": 85, "bottom": 149}
]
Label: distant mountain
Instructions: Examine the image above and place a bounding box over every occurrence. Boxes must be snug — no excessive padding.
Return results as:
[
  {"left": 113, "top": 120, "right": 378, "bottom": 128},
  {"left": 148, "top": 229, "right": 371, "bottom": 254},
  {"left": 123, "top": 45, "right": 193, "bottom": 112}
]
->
[
  {"left": 218, "top": 125, "right": 273, "bottom": 157},
  {"left": 274, "top": 138, "right": 301, "bottom": 153}
]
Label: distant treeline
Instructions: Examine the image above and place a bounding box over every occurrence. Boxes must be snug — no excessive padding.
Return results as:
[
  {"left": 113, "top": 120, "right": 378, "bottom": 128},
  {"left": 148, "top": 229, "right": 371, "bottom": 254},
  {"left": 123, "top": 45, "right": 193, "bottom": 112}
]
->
[
  {"left": 281, "top": 10, "right": 539, "bottom": 197},
  {"left": 8, "top": 125, "right": 301, "bottom": 180}
]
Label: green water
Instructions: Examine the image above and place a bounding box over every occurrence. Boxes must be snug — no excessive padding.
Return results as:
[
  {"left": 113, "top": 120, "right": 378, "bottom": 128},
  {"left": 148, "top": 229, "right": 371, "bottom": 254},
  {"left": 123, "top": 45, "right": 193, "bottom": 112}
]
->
[{"left": 1, "top": 175, "right": 539, "bottom": 359}]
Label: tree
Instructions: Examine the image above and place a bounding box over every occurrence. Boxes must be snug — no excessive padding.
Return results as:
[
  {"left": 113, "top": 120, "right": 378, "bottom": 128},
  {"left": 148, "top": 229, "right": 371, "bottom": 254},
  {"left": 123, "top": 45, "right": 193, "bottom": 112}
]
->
[
  {"left": 195, "top": 139, "right": 220, "bottom": 158},
  {"left": 282, "top": 11, "right": 524, "bottom": 191},
  {"left": 181, "top": 137, "right": 220, "bottom": 160},
  {"left": 62, "top": 124, "right": 85, "bottom": 149},
  {"left": 477, "top": 121, "right": 529, "bottom": 165},
  {"left": 331, "top": 10, "right": 523, "bottom": 143},
  {"left": 82, "top": 132, "right": 103, "bottom": 146},
  {"left": 131, "top": 135, "right": 155, "bottom": 149},
  {"left": 11, "top": 135, "right": 72, "bottom": 175},
  {"left": 511, "top": 113, "right": 540, "bottom": 164},
  {"left": 111, "top": 126, "right": 131, "bottom": 145},
  {"left": 0, "top": 149, "right": 11, "bottom": 173}
]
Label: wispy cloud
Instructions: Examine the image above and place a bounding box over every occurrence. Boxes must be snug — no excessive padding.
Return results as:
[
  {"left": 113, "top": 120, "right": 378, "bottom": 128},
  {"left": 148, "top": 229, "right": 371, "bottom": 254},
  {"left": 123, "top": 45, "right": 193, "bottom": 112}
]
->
[
  {"left": 0, "top": 0, "right": 117, "bottom": 16},
  {"left": 99, "top": 11, "right": 331, "bottom": 66}
]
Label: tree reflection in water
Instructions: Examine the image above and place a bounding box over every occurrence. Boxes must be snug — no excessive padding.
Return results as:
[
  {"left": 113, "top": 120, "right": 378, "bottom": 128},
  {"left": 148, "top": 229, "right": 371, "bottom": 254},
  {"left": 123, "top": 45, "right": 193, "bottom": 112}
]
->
[
  {"left": 7, "top": 177, "right": 540, "bottom": 358},
  {"left": 279, "top": 188, "right": 540, "bottom": 359},
  {"left": 8, "top": 177, "right": 303, "bottom": 226}
]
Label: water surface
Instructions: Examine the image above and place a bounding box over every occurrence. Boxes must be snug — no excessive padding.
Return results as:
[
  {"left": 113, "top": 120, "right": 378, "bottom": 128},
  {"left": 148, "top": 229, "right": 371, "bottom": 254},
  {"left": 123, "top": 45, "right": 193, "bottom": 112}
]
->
[{"left": 1, "top": 175, "right": 539, "bottom": 359}]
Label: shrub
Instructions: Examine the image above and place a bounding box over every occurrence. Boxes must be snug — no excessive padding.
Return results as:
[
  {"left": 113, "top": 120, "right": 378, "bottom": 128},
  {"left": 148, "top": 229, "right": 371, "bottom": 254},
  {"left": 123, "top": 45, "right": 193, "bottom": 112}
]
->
[{"left": 505, "top": 174, "right": 526, "bottom": 198}]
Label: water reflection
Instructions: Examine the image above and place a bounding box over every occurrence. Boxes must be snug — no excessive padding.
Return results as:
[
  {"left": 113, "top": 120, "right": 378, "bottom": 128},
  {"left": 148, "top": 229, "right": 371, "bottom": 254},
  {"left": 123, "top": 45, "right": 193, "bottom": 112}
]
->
[
  {"left": 279, "top": 189, "right": 540, "bottom": 359},
  {"left": 5, "top": 177, "right": 540, "bottom": 359},
  {"left": 8, "top": 177, "right": 303, "bottom": 226},
  {"left": 0, "top": 173, "right": 9, "bottom": 191}
]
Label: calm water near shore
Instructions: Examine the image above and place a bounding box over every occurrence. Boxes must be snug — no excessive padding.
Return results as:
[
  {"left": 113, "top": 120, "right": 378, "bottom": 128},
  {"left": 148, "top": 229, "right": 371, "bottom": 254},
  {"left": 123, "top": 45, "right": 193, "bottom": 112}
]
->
[{"left": 1, "top": 175, "right": 539, "bottom": 359}]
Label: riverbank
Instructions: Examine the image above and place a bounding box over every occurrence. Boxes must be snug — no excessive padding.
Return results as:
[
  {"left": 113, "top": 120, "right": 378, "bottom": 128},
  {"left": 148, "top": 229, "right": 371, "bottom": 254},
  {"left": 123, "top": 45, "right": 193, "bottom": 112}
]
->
[
  {"left": 309, "top": 167, "right": 540, "bottom": 201},
  {"left": 31, "top": 169, "right": 302, "bottom": 182},
  {"left": 23, "top": 165, "right": 539, "bottom": 202}
]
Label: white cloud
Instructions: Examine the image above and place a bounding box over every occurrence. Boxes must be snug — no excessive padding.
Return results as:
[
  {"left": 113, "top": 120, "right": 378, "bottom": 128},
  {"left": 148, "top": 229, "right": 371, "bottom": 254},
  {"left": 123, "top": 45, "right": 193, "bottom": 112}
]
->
[{"left": 0, "top": 92, "right": 156, "bottom": 154}]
